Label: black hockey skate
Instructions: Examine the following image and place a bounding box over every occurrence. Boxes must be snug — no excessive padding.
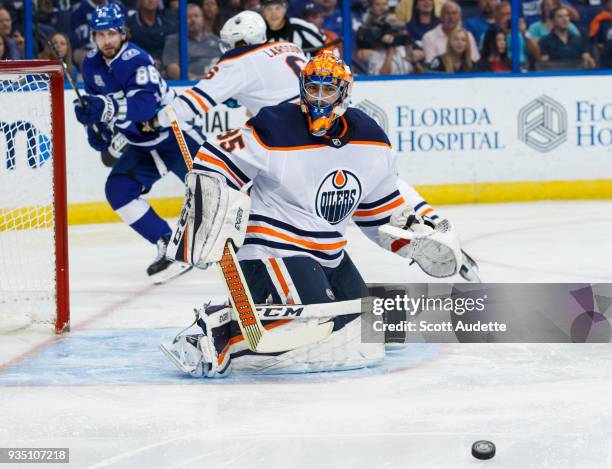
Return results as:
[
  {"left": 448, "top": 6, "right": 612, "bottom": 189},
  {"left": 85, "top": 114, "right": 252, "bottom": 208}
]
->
[{"left": 147, "top": 234, "right": 193, "bottom": 284}]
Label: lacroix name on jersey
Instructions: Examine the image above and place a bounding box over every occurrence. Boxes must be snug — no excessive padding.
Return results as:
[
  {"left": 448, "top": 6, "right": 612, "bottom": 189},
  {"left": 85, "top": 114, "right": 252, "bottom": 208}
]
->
[{"left": 264, "top": 44, "right": 304, "bottom": 58}]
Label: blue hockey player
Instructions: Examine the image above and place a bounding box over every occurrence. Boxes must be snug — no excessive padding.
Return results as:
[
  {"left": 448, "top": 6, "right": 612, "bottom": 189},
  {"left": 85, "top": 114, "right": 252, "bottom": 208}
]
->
[{"left": 74, "top": 3, "right": 206, "bottom": 283}]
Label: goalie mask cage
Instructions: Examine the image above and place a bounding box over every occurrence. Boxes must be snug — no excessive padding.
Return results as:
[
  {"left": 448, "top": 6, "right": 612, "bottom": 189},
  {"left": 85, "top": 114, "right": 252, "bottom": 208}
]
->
[{"left": 0, "top": 61, "right": 69, "bottom": 334}]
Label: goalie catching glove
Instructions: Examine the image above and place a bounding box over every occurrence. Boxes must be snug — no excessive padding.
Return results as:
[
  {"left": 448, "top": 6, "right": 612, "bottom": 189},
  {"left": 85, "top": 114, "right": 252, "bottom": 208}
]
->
[
  {"left": 378, "top": 205, "right": 462, "bottom": 278},
  {"left": 166, "top": 172, "right": 251, "bottom": 268}
]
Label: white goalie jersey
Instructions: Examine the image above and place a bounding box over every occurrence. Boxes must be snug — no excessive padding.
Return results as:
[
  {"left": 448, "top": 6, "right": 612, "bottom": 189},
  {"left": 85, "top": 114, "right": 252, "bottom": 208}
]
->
[
  {"left": 192, "top": 102, "right": 407, "bottom": 268},
  {"left": 170, "top": 41, "right": 307, "bottom": 119}
]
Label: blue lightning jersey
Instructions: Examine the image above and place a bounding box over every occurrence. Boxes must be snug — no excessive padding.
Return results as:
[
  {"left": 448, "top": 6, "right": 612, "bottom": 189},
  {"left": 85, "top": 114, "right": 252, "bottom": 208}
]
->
[{"left": 82, "top": 42, "right": 175, "bottom": 147}]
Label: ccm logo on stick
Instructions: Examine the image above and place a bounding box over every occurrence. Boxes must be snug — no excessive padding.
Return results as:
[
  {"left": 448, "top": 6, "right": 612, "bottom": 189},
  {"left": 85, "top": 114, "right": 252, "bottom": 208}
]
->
[{"left": 259, "top": 306, "right": 305, "bottom": 318}]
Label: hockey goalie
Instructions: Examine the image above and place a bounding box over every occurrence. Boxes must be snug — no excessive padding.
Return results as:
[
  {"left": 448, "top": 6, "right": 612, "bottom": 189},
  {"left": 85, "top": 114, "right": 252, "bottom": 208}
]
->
[{"left": 160, "top": 52, "right": 463, "bottom": 378}]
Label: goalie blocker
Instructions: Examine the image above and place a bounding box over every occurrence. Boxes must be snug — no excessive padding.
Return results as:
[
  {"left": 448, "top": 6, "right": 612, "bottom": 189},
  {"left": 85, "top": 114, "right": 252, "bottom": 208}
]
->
[{"left": 166, "top": 171, "right": 251, "bottom": 268}]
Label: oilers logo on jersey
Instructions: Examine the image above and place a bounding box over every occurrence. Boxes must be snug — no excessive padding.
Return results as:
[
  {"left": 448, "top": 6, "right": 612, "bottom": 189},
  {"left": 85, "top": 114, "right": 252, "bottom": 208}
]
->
[{"left": 316, "top": 169, "right": 362, "bottom": 225}]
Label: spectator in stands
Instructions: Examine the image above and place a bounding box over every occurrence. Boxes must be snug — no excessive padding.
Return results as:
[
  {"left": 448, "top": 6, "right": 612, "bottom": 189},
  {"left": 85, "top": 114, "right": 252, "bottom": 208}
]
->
[
  {"left": 539, "top": 6, "right": 596, "bottom": 68},
  {"left": 242, "top": 0, "right": 261, "bottom": 10},
  {"left": 219, "top": 0, "right": 241, "bottom": 25},
  {"left": 162, "top": 3, "right": 221, "bottom": 80},
  {"left": 202, "top": 0, "right": 222, "bottom": 35},
  {"left": 355, "top": 0, "right": 423, "bottom": 74},
  {"left": 521, "top": 0, "right": 578, "bottom": 27},
  {"left": 422, "top": 2, "right": 480, "bottom": 64},
  {"left": 477, "top": 26, "right": 511, "bottom": 71},
  {"left": 126, "top": 0, "right": 174, "bottom": 68},
  {"left": 315, "top": 0, "right": 342, "bottom": 36},
  {"left": 0, "top": 1, "right": 23, "bottom": 29},
  {"left": 464, "top": 0, "right": 497, "bottom": 45},
  {"left": 527, "top": 0, "right": 580, "bottom": 42},
  {"left": 0, "top": 7, "right": 20, "bottom": 59},
  {"left": 35, "top": 0, "right": 60, "bottom": 32},
  {"left": 362, "top": 13, "right": 424, "bottom": 74},
  {"left": 49, "top": 0, "right": 76, "bottom": 36},
  {"left": 303, "top": 2, "right": 342, "bottom": 54},
  {"left": 163, "top": 0, "right": 179, "bottom": 24},
  {"left": 0, "top": 34, "right": 15, "bottom": 59},
  {"left": 10, "top": 29, "right": 24, "bottom": 58},
  {"left": 483, "top": 2, "right": 540, "bottom": 68},
  {"left": 38, "top": 32, "right": 76, "bottom": 82},
  {"left": 363, "top": 0, "right": 390, "bottom": 24},
  {"left": 395, "top": 0, "right": 442, "bottom": 23},
  {"left": 429, "top": 27, "right": 474, "bottom": 72},
  {"left": 262, "top": 0, "right": 327, "bottom": 55},
  {"left": 406, "top": 0, "right": 439, "bottom": 43},
  {"left": 589, "top": 0, "right": 612, "bottom": 50}
]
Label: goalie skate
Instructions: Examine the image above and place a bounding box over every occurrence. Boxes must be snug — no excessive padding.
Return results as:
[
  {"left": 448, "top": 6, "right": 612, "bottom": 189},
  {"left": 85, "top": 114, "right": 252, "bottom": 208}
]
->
[{"left": 147, "top": 234, "right": 193, "bottom": 285}]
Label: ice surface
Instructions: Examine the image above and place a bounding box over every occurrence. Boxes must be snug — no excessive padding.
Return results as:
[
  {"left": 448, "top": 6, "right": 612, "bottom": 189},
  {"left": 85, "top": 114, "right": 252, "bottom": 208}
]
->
[{"left": 1, "top": 201, "right": 611, "bottom": 468}]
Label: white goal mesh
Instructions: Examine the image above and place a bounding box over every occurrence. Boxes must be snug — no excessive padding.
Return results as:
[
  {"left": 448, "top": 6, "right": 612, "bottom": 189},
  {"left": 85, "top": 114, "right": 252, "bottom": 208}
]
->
[{"left": 0, "top": 64, "right": 69, "bottom": 333}]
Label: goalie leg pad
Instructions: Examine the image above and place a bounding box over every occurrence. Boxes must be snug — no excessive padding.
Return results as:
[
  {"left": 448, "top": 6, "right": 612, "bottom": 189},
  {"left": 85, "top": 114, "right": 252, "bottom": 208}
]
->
[
  {"left": 231, "top": 313, "right": 385, "bottom": 374},
  {"left": 162, "top": 301, "right": 385, "bottom": 377},
  {"left": 167, "top": 171, "right": 251, "bottom": 268}
]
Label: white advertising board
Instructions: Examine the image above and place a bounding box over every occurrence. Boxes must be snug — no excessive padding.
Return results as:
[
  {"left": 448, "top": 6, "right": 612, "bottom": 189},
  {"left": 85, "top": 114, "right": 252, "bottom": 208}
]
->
[
  {"left": 352, "top": 75, "right": 612, "bottom": 185},
  {"left": 4, "top": 76, "right": 611, "bottom": 218}
]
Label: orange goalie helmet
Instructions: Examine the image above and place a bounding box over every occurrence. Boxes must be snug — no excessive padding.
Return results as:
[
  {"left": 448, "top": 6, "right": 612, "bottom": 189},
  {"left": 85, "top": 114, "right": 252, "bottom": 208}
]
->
[{"left": 299, "top": 51, "right": 353, "bottom": 137}]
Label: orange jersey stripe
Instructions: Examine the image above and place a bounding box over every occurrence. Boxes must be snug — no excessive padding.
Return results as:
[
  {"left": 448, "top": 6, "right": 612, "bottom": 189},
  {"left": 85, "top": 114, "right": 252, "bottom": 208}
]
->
[
  {"left": 420, "top": 207, "right": 434, "bottom": 216},
  {"left": 339, "top": 116, "right": 348, "bottom": 138},
  {"left": 349, "top": 140, "right": 391, "bottom": 148},
  {"left": 217, "top": 342, "right": 230, "bottom": 366},
  {"left": 247, "top": 225, "right": 347, "bottom": 251},
  {"left": 353, "top": 197, "right": 405, "bottom": 217},
  {"left": 195, "top": 152, "right": 244, "bottom": 187},
  {"left": 323, "top": 116, "right": 348, "bottom": 141},
  {"left": 185, "top": 89, "right": 209, "bottom": 112},
  {"left": 269, "top": 258, "right": 291, "bottom": 300}
]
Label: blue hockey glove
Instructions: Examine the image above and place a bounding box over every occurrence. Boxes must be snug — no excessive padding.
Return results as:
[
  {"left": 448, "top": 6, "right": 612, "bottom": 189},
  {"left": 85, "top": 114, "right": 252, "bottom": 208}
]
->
[
  {"left": 86, "top": 124, "right": 112, "bottom": 152},
  {"left": 74, "top": 95, "right": 120, "bottom": 125}
]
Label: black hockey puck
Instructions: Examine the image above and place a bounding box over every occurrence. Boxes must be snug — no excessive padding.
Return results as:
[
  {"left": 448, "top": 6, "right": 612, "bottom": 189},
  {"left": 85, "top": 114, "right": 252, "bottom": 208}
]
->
[{"left": 471, "top": 440, "right": 496, "bottom": 460}]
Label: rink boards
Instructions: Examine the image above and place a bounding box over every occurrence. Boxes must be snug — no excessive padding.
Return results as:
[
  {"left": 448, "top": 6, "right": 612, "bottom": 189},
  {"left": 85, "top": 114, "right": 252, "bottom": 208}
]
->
[{"left": 3, "top": 75, "right": 610, "bottom": 224}]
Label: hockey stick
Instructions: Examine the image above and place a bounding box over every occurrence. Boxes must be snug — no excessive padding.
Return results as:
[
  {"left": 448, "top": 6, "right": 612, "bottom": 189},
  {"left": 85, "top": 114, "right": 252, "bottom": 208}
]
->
[
  {"left": 164, "top": 108, "right": 334, "bottom": 352},
  {"left": 36, "top": 30, "right": 121, "bottom": 168},
  {"left": 257, "top": 299, "right": 365, "bottom": 319}
]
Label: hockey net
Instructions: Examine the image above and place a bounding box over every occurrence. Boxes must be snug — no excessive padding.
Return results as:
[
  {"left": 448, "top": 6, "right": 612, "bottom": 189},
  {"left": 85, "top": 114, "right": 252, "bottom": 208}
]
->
[{"left": 0, "top": 61, "right": 69, "bottom": 334}]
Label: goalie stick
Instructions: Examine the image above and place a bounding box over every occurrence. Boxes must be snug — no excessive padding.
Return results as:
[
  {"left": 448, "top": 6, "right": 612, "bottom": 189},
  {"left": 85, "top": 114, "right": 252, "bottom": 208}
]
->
[
  {"left": 256, "top": 299, "right": 364, "bottom": 319},
  {"left": 165, "top": 108, "right": 334, "bottom": 353},
  {"left": 36, "top": 30, "right": 122, "bottom": 168}
]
